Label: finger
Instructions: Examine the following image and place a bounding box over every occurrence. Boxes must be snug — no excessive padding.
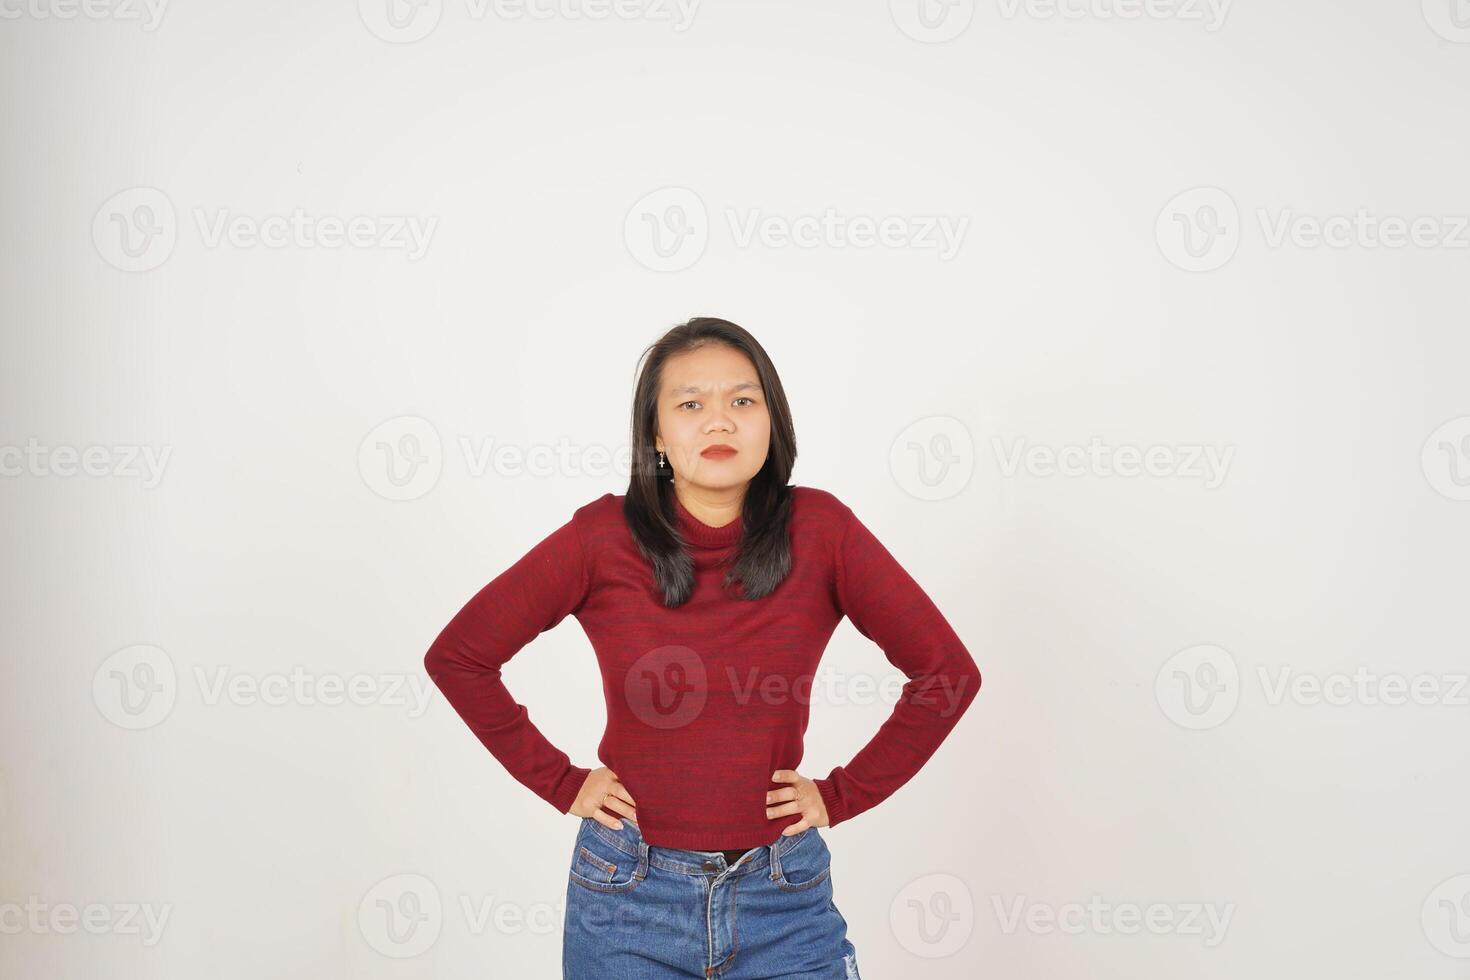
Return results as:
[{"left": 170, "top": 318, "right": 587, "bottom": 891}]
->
[
  {"left": 765, "top": 801, "right": 801, "bottom": 819},
  {"left": 611, "top": 781, "right": 637, "bottom": 805},
  {"left": 781, "top": 818, "right": 810, "bottom": 836},
  {"left": 602, "top": 795, "right": 637, "bottom": 820},
  {"left": 771, "top": 770, "right": 798, "bottom": 783},
  {"left": 591, "top": 809, "right": 625, "bottom": 831},
  {"left": 765, "top": 787, "right": 798, "bottom": 805}
]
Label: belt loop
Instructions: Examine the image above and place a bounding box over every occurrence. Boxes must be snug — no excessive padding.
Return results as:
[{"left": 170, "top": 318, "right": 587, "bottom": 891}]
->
[
  {"left": 636, "top": 840, "right": 650, "bottom": 880},
  {"left": 768, "top": 839, "right": 781, "bottom": 881}
]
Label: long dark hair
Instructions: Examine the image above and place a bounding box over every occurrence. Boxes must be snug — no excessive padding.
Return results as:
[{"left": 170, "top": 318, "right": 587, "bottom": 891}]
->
[{"left": 624, "top": 317, "right": 797, "bottom": 607}]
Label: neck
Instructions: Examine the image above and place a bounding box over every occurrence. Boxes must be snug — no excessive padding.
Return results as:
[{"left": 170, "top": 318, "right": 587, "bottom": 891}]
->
[{"left": 671, "top": 485, "right": 744, "bottom": 551}]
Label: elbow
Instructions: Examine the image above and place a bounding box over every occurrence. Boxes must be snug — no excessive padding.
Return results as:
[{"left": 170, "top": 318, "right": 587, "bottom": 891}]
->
[
  {"left": 948, "top": 649, "right": 982, "bottom": 719},
  {"left": 423, "top": 640, "right": 449, "bottom": 682}
]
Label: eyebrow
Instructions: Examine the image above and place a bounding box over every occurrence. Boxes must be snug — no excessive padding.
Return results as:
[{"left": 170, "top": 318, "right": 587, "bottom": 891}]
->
[{"left": 668, "top": 382, "right": 763, "bottom": 396}]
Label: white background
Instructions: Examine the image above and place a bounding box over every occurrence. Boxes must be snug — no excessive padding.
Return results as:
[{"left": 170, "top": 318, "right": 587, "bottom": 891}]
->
[{"left": 3, "top": 1, "right": 1470, "bottom": 977}]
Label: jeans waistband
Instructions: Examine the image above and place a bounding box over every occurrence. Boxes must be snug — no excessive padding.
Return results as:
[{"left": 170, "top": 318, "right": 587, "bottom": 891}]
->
[{"left": 582, "top": 817, "right": 817, "bottom": 880}]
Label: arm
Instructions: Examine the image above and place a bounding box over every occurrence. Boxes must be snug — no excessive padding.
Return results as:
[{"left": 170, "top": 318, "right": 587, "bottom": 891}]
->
[
  {"left": 422, "top": 512, "right": 592, "bottom": 814},
  {"left": 812, "top": 504, "right": 983, "bottom": 827}
]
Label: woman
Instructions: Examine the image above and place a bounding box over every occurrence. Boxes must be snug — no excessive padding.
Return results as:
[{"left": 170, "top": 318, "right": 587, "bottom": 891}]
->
[{"left": 424, "top": 317, "right": 982, "bottom": 979}]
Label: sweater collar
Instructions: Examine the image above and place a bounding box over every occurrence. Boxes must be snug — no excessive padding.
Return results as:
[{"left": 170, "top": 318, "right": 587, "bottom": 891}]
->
[{"left": 672, "top": 492, "right": 743, "bottom": 549}]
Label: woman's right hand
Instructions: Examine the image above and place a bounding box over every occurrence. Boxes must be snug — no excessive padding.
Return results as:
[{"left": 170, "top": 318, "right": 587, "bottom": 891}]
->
[{"left": 569, "top": 767, "right": 638, "bottom": 830}]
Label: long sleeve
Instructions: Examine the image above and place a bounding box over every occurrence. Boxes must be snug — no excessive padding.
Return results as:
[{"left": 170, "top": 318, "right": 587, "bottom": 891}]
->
[
  {"left": 813, "top": 504, "right": 983, "bottom": 828},
  {"left": 423, "top": 512, "right": 592, "bottom": 814}
]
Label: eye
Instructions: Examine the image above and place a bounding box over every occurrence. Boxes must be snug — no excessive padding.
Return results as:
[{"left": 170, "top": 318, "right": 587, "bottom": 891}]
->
[
  {"left": 733, "top": 397, "right": 756, "bottom": 407},
  {"left": 678, "top": 400, "right": 701, "bottom": 411}
]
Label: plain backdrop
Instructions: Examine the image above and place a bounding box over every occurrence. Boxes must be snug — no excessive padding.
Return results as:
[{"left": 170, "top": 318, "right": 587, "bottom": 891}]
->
[{"left": 3, "top": 1, "right": 1469, "bottom": 977}]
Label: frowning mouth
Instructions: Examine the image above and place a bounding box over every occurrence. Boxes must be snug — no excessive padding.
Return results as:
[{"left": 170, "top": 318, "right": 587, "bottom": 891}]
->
[{"left": 701, "top": 445, "right": 737, "bottom": 459}]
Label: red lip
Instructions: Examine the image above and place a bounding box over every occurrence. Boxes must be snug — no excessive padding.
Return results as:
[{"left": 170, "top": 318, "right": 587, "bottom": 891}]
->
[{"left": 701, "top": 445, "right": 738, "bottom": 459}]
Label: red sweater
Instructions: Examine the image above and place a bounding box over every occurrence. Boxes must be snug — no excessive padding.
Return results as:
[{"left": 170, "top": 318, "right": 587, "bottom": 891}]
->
[{"left": 423, "top": 485, "right": 981, "bottom": 849}]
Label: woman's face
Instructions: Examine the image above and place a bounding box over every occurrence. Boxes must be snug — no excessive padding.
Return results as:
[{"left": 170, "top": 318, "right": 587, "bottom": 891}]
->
[{"left": 654, "top": 344, "right": 771, "bottom": 494}]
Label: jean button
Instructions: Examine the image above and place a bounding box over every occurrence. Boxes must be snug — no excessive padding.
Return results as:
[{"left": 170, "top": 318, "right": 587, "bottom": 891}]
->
[{"left": 702, "top": 861, "right": 719, "bottom": 871}]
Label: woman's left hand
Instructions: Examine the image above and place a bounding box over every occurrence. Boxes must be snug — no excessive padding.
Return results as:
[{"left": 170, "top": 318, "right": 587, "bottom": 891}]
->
[{"left": 767, "top": 769, "right": 830, "bottom": 835}]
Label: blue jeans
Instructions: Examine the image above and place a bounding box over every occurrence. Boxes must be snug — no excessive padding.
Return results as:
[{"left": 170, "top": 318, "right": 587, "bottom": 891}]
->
[{"left": 562, "top": 816, "right": 861, "bottom": 979}]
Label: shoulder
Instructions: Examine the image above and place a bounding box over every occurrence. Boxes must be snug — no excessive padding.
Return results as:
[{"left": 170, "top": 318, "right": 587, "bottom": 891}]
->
[
  {"left": 571, "top": 491, "right": 622, "bottom": 524},
  {"left": 788, "top": 484, "right": 855, "bottom": 538},
  {"left": 567, "top": 492, "right": 625, "bottom": 542}
]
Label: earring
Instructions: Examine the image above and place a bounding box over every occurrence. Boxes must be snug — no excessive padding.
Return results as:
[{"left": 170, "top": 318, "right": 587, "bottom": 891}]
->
[{"left": 656, "top": 450, "right": 668, "bottom": 475}]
